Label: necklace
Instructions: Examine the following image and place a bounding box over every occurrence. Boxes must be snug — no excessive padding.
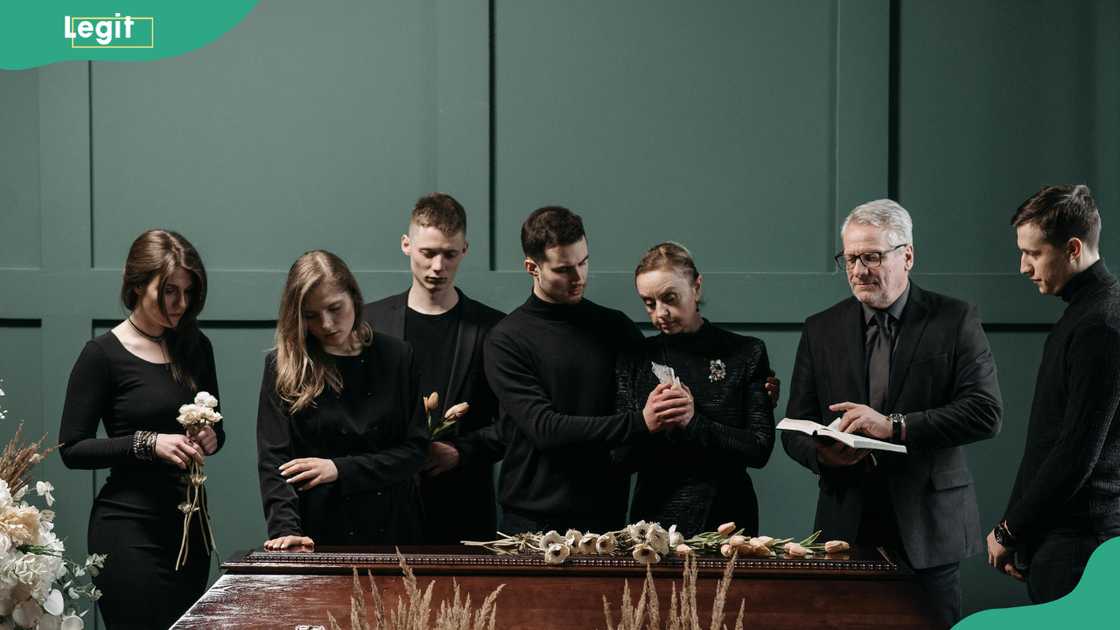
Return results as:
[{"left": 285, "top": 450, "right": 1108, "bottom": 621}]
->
[{"left": 127, "top": 316, "right": 165, "bottom": 343}]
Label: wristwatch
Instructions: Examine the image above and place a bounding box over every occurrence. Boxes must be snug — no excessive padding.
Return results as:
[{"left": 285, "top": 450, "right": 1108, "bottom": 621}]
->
[
  {"left": 993, "top": 521, "right": 1017, "bottom": 548},
  {"left": 888, "top": 413, "right": 906, "bottom": 443}
]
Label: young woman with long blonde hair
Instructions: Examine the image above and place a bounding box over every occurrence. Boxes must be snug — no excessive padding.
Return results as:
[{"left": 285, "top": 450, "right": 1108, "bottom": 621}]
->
[{"left": 256, "top": 250, "right": 427, "bottom": 550}]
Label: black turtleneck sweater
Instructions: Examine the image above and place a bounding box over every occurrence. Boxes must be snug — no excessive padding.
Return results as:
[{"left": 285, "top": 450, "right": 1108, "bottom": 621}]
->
[
  {"left": 484, "top": 293, "right": 645, "bottom": 529},
  {"left": 1004, "top": 260, "right": 1120, "bottom": 541}
]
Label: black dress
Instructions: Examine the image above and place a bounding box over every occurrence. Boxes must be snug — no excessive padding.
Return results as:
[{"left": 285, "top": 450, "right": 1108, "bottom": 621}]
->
[
  {"left": 615, "top": 321, "right": 775, "bottom": 537},
  {"left": 58, "top": 332, "right": 226, "bottom": 630},
  {"left": 256, "top": 333, "right": 428, "bottom": 545}
]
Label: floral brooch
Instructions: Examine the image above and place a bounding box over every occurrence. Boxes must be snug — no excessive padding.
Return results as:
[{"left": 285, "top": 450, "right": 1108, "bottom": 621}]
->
[{"left": 708, "top": 359, "right": 726, "bottom": 382}]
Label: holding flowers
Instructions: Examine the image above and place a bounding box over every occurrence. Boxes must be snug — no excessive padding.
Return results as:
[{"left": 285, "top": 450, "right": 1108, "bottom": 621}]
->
[{"left": 58, "top": 230, "right": 224, "bottom": 629}]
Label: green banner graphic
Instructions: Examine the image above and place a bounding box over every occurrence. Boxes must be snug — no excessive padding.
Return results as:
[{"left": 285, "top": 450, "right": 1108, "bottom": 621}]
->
[
  {"left": 958, "top": 537, "right": 1120, "bottom": 628},
  {"left": 1, "top": 1, "right": 260, "bottom": 69}
]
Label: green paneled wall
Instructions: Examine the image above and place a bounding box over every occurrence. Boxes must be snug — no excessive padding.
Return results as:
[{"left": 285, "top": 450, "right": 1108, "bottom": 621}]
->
[{"left": 1, "top": 0, "right": 1116, "bottom": 621}]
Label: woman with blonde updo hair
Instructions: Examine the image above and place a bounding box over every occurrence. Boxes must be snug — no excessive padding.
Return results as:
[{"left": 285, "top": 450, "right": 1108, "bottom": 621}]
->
[
  {"left": 256, "top": 250, "right": 428, "bottom": 550},
  {"left": 614, "top": 242, "right": 778, "bottom": 537},
  {"left": 59, "top": 229, "right": 224, "bottom": 629}
]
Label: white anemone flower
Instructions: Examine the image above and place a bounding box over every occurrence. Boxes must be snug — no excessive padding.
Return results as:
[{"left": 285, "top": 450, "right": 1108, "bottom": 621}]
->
[
  {"left": 668, "top": 524, "right": 684, "bottom": 548},
  {"left": 646, "top": 525, "right": 670, "bottom": 556},
  {"left": 595, "top": 533, "right": 617, "bottom": 555},
  {"left": 544, "top": 543, "right": 570, "bottom": 565},
  {"left": 36, "top": 481, "right": 55, "bottom": 507},
  {"left": 44, "top": 588, "right": 65, "bottom": 615},
  {"left": 563, "top": 529, "right": 583, "bottom": 547},
  {"left": 577, "top": 533, "right": 598, "bottom": 555},
  {"left": 631, "top": 543, "right": 661, "bottom": 564},
  {"left": 540, "top": 530, "right": 565, "bottom": 548}
]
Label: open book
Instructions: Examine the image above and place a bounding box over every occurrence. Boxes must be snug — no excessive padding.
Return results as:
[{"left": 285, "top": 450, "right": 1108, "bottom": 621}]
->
[{"left": 777, "top": 418, "right": 907, "bottom": 454}]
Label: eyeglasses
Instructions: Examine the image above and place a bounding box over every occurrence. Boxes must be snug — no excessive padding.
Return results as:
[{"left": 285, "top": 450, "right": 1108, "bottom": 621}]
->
[{"left": 834, "top": 243, "right": 907, "bottom": 270}]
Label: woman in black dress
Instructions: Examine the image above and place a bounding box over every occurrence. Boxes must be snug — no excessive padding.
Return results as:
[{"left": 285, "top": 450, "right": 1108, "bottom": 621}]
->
[
  {"left": 58, "top": 229, "right": 225, "bottom": 629},
  {"left": 616, "top": 242, "right": 776, "bottom": 537},
  {"left": 257, "top": 250, "right": 428, "bottom": 550}
]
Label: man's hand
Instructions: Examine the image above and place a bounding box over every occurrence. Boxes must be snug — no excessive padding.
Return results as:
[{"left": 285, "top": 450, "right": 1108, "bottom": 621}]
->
[
  {"left": 815, "top": 441, "right": 870, "bottom": 467},
  {"left": 423, "top": 441, "right": 461, "bottom": 476},
  {"left": 279, "top": 457, "right": 338, "bottom": 491},
  {"left": 642, "top": 383, "right": 691, "bottom": 432},
  {"left": 986, "top": 527, "right": 1024, "bottom": 581},
  {"left": 831, "top": 402, "right": 891, "bottom": 439}
]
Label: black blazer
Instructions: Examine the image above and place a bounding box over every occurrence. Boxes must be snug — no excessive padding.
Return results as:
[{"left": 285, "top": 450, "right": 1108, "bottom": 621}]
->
[
  {"left": 363, "top": 288, "right": 506, "bottom": 540},
  {"left": 782, "top": 283, "right": 1002, "bottom": 569}
]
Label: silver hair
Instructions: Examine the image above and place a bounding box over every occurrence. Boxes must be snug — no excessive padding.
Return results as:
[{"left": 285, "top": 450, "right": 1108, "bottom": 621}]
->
[{"left": 841, "top": 199, "right": 914, "bottom": 246}]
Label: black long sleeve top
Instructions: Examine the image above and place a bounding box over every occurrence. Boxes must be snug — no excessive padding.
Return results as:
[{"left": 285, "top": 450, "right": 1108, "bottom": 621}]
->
[
  {"left": 1004, "top": 260, "right": 1120, "bottom": 542},
  {"left": 484, "top": 293, "right": 645, "bottom": 529},
  {"left": 58, "top": 332, "right": 226, "bottom": 513},
  {"left": 615, "top": 321, "right": 775, "bottom": 535},
  {"left": 256, "top": 333, "right": 429, "bottom": 544}
]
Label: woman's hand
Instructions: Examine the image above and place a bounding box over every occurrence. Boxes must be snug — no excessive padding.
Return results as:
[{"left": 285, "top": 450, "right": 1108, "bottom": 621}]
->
[
  {"left": 263, "top": 534, "right": 315, "bottom": 551},
  {"left": 154, "top": 433, "right": 203, "bottom": 469},
  {"left": 279, "top": 457, "right": 338, "bottom": 491},
  {"left": 643, "top": 383, "right": 693, "bottom": 432},
  {"left": 765, "top": 372, "right": 781, "bottom": 408},
  {"left": 190, "top": 426, "right": 219, "bottom": 455}
]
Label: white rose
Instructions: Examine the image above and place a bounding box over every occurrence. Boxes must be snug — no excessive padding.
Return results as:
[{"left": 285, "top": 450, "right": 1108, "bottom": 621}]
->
[
  {"left": 12, "top": 598, "right": 42, "bottom": 627},
  {"left": 61, "top": 615, "right": 84, "bottom": 630}
]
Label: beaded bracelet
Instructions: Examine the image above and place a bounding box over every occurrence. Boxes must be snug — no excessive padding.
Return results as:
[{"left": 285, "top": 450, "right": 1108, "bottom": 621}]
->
[{"left": 132, "top": 430, "right": 157, "bottom": 461}]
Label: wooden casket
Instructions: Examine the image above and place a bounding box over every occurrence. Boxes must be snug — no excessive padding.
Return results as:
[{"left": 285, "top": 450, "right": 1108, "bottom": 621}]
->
[{"left": 172, "top": 545, "right": 939, "bottom": 629}]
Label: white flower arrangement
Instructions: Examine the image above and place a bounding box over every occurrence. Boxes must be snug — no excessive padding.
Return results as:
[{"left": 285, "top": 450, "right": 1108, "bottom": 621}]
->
[
  {"left": 0, "top": 382, "right": 103, "bottom": 629},
  {"left": 463, "top": 519, "right": 849, "bottom": 566},
  {"left": 174, "top": 391, "right": 223, "bottom": 570}
]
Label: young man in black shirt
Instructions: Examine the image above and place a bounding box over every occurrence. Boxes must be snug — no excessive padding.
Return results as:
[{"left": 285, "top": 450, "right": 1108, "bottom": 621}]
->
[
  {"left": 484, "top": 206, "right": 692, "bottom": 533},
  {"left": 364, "top": 193, "right": 506, "bottom": 543},
  {"left": 989, "top": 185, "right": 1120, "bottom": 603}
]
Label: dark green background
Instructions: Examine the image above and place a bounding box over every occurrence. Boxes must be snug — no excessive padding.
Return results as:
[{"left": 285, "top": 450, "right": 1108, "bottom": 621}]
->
[{"left": 1, "top": 0, "right": 1116, "bottom": 622}]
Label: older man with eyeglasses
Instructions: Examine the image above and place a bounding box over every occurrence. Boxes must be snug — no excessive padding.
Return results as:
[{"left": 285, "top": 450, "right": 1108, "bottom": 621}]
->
[{"left": 782, "top": 199, "right": 1003, "bottom": 627}]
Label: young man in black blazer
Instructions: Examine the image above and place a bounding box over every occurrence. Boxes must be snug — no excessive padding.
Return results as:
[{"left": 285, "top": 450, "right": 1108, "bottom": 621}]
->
[
  {"left": 782, "top": 199, "right": 1003, "bottom": 627},
  {"left": 364, "top": 193, "right": 506, "bottom": 543},
  {"left": 988, "top": 185, "right": 1120, "bottom": 603}
]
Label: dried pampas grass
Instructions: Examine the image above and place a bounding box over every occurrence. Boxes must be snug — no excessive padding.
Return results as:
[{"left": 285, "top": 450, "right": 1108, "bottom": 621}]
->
[
  {"left": 327, "top": 551, "right": 504, "bottom": 630},
  {"left": 603, "top": 554, "right": 745, "bottom": 630}
]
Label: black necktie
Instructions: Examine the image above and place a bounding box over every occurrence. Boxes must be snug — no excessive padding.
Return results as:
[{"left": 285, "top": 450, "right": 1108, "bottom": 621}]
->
[{"left": 868, "top": 312, "right": 893, "bottom": 412}]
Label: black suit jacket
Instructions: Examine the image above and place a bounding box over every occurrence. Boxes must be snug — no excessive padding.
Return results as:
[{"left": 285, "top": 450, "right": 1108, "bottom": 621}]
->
[
  {"left": 782, "top": 282, "right": 1002, "bottom": 569},
  {"left": 363, "top": 288, "right": 505, "bottom": 541}
]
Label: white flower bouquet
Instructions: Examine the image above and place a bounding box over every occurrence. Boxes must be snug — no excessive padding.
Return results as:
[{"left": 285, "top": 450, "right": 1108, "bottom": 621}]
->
[
  {"left": 174, "top": 391, "right": 222, "bottom": 570},
  {"left": 0, "top": 383, "right": 104, "bottom": 630}
]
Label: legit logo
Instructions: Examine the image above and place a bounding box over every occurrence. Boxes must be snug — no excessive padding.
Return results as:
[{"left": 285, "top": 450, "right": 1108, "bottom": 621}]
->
[{"left": 64, "top": 14, "right": 155, "bottom": 48}]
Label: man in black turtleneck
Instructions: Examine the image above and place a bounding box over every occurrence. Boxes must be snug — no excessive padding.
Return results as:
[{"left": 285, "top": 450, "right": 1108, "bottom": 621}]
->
[
  {"left": 988, "top": 185, "right": 1120, "bottom": 603},
  {"left": 484, "top": 206, "right": 691, "bottom": 533}
]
